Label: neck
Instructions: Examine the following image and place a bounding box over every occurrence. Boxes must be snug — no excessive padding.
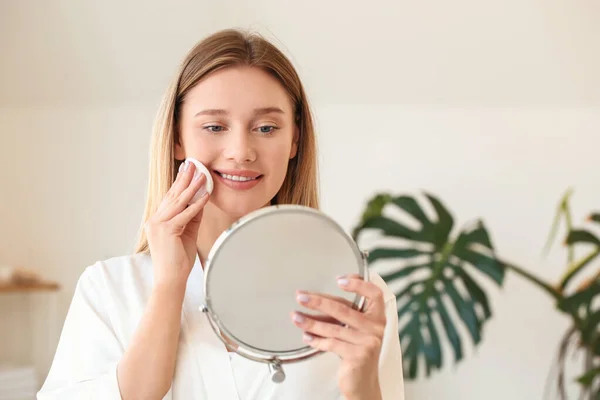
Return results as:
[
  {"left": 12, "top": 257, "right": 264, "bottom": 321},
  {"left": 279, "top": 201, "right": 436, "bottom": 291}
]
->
[{"left": 195, "top": 202, "right": 240, "bottom": 267}]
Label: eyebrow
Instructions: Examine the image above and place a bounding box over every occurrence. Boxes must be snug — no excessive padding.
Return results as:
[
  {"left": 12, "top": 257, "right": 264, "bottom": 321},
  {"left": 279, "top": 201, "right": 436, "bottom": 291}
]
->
[{"left": 194, "top": 107, "right": 285, "bottom": 117}]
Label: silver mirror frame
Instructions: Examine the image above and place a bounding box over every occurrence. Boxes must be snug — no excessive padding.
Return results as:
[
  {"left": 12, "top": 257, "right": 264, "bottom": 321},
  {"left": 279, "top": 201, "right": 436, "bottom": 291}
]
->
[{"left": 200, "top": 205, "right": 370, "bottom": 383}]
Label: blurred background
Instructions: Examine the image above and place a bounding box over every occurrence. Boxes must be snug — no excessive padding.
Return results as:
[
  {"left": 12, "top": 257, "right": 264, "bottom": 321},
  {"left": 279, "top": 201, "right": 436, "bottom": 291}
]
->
[{"left": 0, "top": 0, "right": 599, "bottom": 399}]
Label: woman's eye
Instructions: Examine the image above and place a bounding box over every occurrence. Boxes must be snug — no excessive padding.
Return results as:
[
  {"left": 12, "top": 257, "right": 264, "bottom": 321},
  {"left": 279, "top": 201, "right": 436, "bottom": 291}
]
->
[
  {"left": 204, "top": 125, "right": 224, "bottom": 133},
  {"left": 257, "top": 126, "right": 277, "bottom": 134}
]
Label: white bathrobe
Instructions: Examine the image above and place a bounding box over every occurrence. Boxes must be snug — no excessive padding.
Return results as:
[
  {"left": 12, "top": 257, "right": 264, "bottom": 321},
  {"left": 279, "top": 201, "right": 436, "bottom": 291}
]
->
[{"left": 37, "top": 253, "right": 405, "bottom": 399}]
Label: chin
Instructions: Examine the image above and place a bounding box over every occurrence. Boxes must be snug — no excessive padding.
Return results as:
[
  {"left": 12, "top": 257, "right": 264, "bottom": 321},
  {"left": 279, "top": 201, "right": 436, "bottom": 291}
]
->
[{"left": 213, "top": 197, "right": 272, "bottom": 221}]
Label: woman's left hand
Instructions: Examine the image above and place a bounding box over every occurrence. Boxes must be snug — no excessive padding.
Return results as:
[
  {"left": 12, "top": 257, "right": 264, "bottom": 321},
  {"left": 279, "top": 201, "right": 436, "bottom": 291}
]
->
[{"left": 291, "top": 275, "right": 386, "bottom": 400}]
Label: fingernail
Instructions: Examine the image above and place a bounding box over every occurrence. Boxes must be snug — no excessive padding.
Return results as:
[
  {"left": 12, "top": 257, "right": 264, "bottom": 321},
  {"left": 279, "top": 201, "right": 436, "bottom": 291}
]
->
[
  {"left": 337, "top": 278, "right": 349, "bottom": 287},
  {"left": 292, "top": 313, "right": 305, "bottom": 324},
  {"left": 303, "top": 333, "right": 314, "bottom": 342},
  {"left": 178, "top": 163, "right": 184, "bottom": 173},
  {"left": 183, "top": 161, "right": 190, "bottom": 172},
  {"left": 297, "top": 294, "right": 310, "bottom": 304},
  {"left": 196, "top": 187, "right": 207, "bottom": 198}
]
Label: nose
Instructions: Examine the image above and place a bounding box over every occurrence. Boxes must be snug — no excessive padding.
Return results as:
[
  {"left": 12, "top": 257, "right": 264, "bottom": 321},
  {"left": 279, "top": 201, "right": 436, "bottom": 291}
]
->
[{"left": 223, "top": 130, "right": 257, "bottom": 164}]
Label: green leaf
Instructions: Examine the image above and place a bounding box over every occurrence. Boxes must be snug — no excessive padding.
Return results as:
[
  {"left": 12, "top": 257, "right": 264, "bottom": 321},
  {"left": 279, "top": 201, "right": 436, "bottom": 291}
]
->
[
  {"left": 461, "top": 221, "right": 494, "bottom": 248},
  {"left": 542, "top": 187, "right": 574, "bottom": 258},
  {"left": 380, "top": 263, "right": 431, "bottom": 283},
  {"left": 424, "top": 312, "right": 443, "bottom": 369},
  {"left": 367, "top": 248, "right": 427, "bottom": 262},
  {"left": 391, "top": 196, "right": 432, "bottom": 227},
  {"left": 358, "top": 216, "right": 431, "bottom": 243},
  {"left": 353, "top": 192, "right": 505, "bottom": 380},
  {"left": 444, "top": 279, "right": 482, "bottom": 345},
  {"left": 559, "top": 279, "right": 600, "bottom": 356},
  {"left": 398, "top": 315, "right": 422, "bottom": 379},
  {"left": 424, "top": 193, "right": 454, "bottom": 248},
  {"left": 398, "top": 308, "right": 419, "bottom": 340},
  {"left": 559, "top": 278, "right": 600, "bottom": 315},
  {"left": 576, "top": 366, "right": 600, "bottom": 388},
  {"left": 565, "top": 229, "right": 600, "bottom": 247},
  {"left": 588, "top": 213, "right": 600, "bottom": 224},
  {"left": 558, "top": 248, "right": 600, "bottom": 291},
  {"left": 454, "top": 245, "right": 505, "bottom": 285},
  {"left": 406, "top": 339, "right": 419, "bottom": 378},
  {"left": 434, "top": 291, "right": 463, "bottom": 362},
  {"left": 396, "top": 281, "right": 421, "bottom": 307},
  {"left": 453, "top": 267, "right": 492, "bottom": 319},
  {"left": 352, "top": 193, "right": 392, "bottom": 239},
  {"left": 581, "top": 309, "right": 600, "bottom": 344}
]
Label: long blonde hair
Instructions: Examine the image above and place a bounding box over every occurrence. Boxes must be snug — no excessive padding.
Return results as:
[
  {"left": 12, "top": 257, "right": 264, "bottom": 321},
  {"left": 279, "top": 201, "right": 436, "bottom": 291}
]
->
[{"left": 134, "top": 29, "right": 320, "bottom": 253}]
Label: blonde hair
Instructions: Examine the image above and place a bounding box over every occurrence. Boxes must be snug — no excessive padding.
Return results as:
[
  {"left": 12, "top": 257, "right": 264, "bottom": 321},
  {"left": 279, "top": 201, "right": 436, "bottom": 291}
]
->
[{"left": 134, "top": 29, "right": 320, "bottom": 253}]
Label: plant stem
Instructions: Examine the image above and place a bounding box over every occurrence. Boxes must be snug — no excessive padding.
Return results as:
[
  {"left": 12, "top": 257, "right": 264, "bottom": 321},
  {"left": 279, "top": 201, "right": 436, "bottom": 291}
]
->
[
  {"left": 503, "top": 261, "right": 563, "bottom": 302},
  {"left": 559, "top": 249, "right": 600, "bottom": 292}
]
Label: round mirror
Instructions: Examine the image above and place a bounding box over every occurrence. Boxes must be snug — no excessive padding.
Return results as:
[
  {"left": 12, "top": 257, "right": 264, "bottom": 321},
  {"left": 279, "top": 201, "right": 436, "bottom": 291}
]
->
[{"left": 200, "top": 205, "right": 369, "bottom": 383}]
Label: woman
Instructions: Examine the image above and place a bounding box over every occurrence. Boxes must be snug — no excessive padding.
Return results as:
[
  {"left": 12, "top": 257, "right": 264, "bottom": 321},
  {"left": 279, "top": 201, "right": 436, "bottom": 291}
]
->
[{"left": 37, "top": 29, "right": 405, "bottom": 400}]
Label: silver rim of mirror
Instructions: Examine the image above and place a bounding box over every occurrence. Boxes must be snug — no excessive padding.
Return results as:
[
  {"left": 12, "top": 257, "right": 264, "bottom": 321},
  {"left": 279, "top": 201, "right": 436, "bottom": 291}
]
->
[{"left": 200, "top": 205, "right": 370, "bottom": 382}]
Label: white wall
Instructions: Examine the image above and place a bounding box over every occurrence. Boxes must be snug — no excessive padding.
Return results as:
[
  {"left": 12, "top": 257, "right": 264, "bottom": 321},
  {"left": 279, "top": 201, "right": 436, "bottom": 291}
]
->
[{"left": 1, "top": 0, "right": 599, "bottom": 398}]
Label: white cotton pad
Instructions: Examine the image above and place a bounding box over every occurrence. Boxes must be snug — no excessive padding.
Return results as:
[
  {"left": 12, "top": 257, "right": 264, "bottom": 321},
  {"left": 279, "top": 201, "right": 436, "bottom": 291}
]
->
[{"left": 185, "top": 157, "right": 214, "bottom": 202}]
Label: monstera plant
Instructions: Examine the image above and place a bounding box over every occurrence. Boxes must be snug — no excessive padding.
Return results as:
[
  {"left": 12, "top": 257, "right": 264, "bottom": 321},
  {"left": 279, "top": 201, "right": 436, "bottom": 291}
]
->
[
  {"left": 352, "top": 190, "right": 600, "bottom": 399},
  {"left": 351, "top": 192, "right": 507, "bottom": 378},
  {"left": 541, "top": 189, "right": 600, "bottom": 399}
]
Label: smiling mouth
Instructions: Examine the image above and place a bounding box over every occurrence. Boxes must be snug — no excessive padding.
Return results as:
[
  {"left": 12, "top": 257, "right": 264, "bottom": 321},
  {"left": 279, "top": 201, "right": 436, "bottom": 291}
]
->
[{"left": 215, "top": 171, "right": 263, "bottom": 182}]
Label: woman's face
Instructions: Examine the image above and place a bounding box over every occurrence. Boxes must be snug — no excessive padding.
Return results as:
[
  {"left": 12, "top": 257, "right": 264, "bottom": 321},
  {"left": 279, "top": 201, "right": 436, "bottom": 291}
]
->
[{"left": 175, "top": 66, "right": 298, "bottom": 219}]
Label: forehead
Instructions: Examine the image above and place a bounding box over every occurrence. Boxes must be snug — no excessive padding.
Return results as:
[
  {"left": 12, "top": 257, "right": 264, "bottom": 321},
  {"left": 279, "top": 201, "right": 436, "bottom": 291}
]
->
[{"left": 182, "top": 66, "right": 294, "bottom": 117}]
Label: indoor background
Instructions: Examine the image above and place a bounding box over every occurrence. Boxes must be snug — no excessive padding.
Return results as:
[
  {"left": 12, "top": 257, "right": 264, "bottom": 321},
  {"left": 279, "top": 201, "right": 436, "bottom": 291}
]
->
[{"left": 1, "top": 0, "right": 599, "bottom": 399}]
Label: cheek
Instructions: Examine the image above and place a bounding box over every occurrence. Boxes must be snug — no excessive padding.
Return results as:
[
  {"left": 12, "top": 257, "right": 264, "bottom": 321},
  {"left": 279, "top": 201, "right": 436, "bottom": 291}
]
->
[
  {"left": 265, "top": 141, "right": 293, "bottom": 173},
  {"left": 182, "top": 133, "right": 220, "bottom": 161}
]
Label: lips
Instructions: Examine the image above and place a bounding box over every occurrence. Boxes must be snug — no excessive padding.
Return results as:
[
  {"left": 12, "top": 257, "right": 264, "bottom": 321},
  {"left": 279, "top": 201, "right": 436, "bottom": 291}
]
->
[
  {"left": 217, "top": 172, "right": 260, "bottom": 182},
  {"left": 213, "top": 169, "right": 263, "bottom": 190},
  {"left": 214, "top": 169, "right": 262, "bottom": 181}
]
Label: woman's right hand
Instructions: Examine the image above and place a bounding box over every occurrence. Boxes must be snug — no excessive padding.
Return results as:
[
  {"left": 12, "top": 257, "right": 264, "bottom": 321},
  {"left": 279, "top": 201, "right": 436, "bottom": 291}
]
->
[{"left": 144, "top": 160, "right": 210, "bottom": 290}]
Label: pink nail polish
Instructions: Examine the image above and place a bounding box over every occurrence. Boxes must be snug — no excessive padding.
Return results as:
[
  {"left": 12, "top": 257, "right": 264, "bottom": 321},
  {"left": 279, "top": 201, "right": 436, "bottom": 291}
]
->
[
  {"left": 297, "top": 294, "right": 310, "bottom": 304},
  {"left": 337, "top": 278, "right": 349, "bottom": 286},
  {"left": 293, "top": 313, "right": 305, "bottom": 324}
]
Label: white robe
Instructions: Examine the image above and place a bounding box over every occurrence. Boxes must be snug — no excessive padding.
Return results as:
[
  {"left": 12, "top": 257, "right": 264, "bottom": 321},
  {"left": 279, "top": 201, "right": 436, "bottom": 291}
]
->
[{"left": 37, "top": 253, "right": 405, "bottom": 399}]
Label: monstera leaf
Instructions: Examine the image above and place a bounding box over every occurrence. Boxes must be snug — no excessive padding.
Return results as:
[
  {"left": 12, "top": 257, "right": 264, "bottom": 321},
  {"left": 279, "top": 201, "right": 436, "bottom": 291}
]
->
[
  {"left": 556, "top": 210, "right": 600, "bottom": 349},
  {"left": 556, "top": 277, "right": 600, "bottom": 397},
  {"left": 560, "top": 277, "right": 600, "bottom": 354},
  {"left": 352, "top": 192, "right": 506, "bottom": 379}
]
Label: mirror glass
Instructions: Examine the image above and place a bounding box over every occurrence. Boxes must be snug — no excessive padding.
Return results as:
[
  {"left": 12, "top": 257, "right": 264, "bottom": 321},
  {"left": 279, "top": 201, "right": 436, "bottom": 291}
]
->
[{"left": 204, "top": 205, "right": 367, "bottom": 355}]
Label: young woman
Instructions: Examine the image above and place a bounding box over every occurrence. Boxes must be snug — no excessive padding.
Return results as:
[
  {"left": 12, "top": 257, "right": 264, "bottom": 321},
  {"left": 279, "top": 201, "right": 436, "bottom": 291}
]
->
[{"left": 37, "top": 29, "right": 405, "bottom": 400}]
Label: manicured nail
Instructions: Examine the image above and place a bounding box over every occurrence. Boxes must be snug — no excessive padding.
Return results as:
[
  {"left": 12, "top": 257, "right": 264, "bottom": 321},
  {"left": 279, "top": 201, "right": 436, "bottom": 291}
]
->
[
  {"left": 183, "top": 161, "right": 190, "bottom": 172},
  {"left": 178, "top": 163, "right": 184, "bottom": 173},
  {"left": 303, "top": 333, "right": 314, "bottom": 342},
  {"left": 337, "top": 278, "right": 349, "bottom": 287},
  {"left": 297, "top": 293, "right": 310, "bottom": 304},
  {"left": 293, "top": 313, "right": 305, "bottom": 324}
]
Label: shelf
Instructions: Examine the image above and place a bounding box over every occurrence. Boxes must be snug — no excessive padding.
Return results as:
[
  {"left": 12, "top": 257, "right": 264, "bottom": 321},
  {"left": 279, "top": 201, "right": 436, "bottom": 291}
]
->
[{"left": 0, "top": 282, "right": 60, "bottom": 293}]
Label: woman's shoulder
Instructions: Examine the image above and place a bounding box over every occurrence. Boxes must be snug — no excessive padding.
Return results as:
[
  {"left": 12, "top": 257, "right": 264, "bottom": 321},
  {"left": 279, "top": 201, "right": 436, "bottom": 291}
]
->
[
  {"left": 75, "top": 252, "right": 155, "bottom": 304},
  {"left": 59, "top": 253, "right": 157, "bottom": 351},
  {"left": 81, "top": 252, "right": 153, "bottom": 283}
]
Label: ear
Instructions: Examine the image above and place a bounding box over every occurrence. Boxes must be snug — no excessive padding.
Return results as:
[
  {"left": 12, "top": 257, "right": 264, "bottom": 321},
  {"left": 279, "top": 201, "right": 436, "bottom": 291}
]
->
[
  {"left": 289, "top": 126, "right": 299, "bottom": 159},
  {"left": 174, "top": 135, "right": 185, "bottom": 160}
]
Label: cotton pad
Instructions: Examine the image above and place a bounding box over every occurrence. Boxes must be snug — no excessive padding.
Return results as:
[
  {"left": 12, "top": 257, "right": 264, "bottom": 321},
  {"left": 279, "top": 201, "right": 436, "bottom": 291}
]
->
[{"left": 185, "top": 157, "right": 214, "bottom": 202}]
